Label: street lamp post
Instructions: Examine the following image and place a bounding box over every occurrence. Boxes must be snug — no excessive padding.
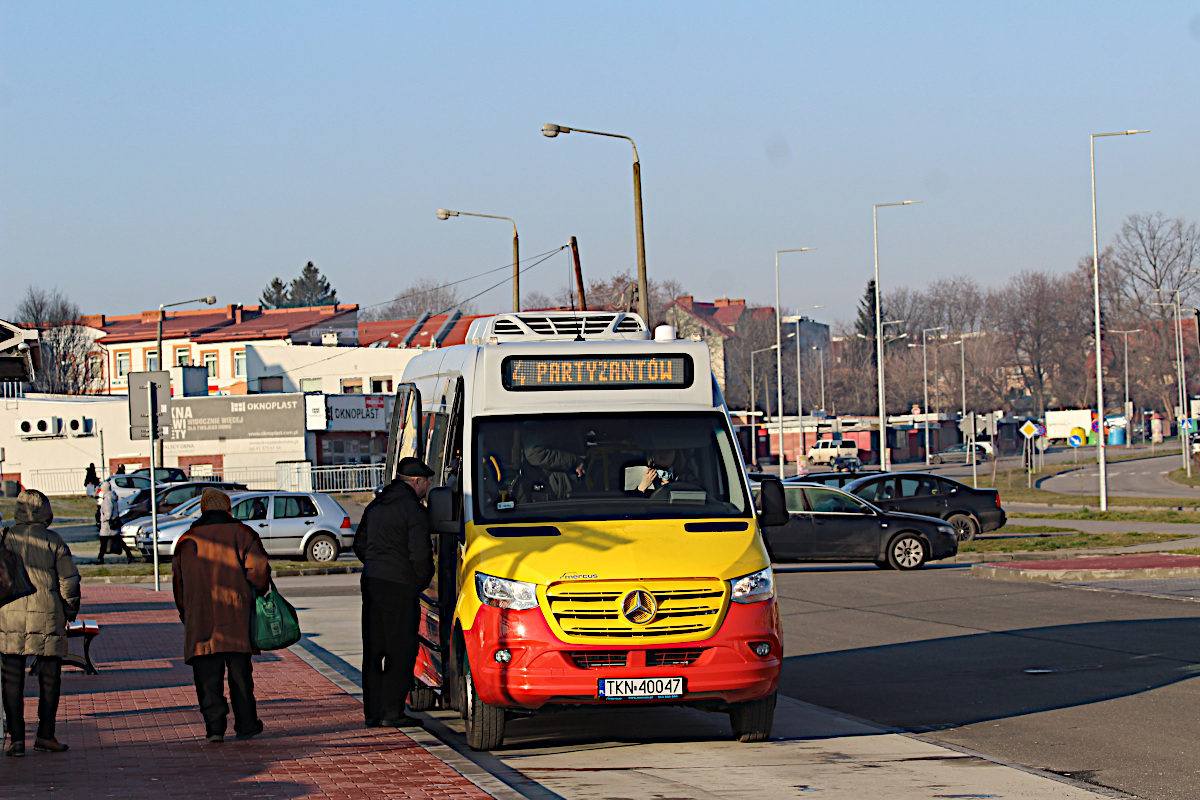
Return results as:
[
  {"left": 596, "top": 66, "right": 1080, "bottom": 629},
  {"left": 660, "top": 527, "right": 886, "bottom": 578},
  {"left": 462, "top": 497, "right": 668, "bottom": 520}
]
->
[
  {"left": 438, "top": 209, "right": 520, "bottom": 312},
  {"left": 774, "top": 249, "right": 816, "bottom": 478},
  {"left": 1111, "top": 329, "right": 1142, "bottom": 448},
  {"left": 1091, "top": 129, "right": 1149, "bottom": 511},
  {"left": 783, "top": 306, "right": 823, "bottom": 477},
  {"left": 920, "top": 327, "right": 944, "bottom": 464},
  {"left": 155, "top": 295, "right": 217, "bottom": 464},
  {"left": 1153, "top": 294, "right": 1188, "bottom": 474},
  {"left": 873, "top": 201, "right": 921, "bottom": 471},
  {"left": 949, "top": 339, "right": 977, "bottom": 487},
  {"left": 543, "top": 123, "right": 648, "bottom": 322},
  {"left": 750, "top": 345, "right": 779, "bottom": 469}
]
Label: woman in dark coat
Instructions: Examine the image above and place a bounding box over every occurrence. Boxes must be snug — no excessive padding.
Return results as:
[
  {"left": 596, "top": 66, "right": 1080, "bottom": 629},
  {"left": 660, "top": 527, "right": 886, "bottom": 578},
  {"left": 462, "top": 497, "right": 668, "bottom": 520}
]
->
[{"left": 0, "top": 490, "right": 81, "bottom": 757}]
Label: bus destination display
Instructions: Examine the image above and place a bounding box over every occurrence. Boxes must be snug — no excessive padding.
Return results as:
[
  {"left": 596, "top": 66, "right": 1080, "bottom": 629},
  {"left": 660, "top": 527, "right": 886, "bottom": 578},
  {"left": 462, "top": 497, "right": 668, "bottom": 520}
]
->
[{"left": 502, "top": 355, "right": 693, "bottom": 391}]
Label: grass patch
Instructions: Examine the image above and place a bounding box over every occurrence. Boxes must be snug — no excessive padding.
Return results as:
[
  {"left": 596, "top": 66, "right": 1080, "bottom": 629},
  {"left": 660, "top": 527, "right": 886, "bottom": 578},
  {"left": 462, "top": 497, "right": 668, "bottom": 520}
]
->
[
  {"left": 960, "top": 532, "right": 1189, "bottom": 553},
  {"left": 1, "top": 494, "right": 98, "bottom": 522},
  {"left": 1171, "top": 548, "right": 1200, "bottom": 555},
  {"left": 1010, "top": 509, "right": 1200, "bottom": 524},
  {"left": 1001, "top": 524, "right": 1079, "bottom": 533},
  {"left": 1167, "top": 468, "right": 1200, "bottom": 489}
]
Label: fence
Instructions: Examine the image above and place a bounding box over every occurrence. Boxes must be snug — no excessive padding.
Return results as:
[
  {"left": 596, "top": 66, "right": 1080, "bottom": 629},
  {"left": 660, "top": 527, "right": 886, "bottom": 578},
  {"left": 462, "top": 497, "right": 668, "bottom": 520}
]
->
[{"left": 25, "top": 462, "right": 384, "bottom": 497}]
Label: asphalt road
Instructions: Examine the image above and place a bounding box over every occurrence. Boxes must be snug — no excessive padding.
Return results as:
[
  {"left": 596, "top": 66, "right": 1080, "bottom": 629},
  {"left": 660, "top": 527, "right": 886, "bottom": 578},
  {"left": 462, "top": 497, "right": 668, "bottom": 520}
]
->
[
  {"left": 1038, "top": 453, "right": 1200, "bottom": 499},
  {"left": 773, "top": 563, "right": 1200, "bottom": 800}
]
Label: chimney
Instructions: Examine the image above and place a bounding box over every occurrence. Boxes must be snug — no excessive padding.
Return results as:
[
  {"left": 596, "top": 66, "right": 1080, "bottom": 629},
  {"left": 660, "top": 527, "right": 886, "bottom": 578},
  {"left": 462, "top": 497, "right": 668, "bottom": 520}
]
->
[
  {"left": 234, "top": 305, "right": 244, "bottom": 324},
  {"left": 677, "top": 295, "right": 693, "bottom": 308},
  {"left": 730, "top": 299, "right": 746, "bottom": 306},
  {"left": 714, "top": 298, "right": 730, "bottom": 308}
]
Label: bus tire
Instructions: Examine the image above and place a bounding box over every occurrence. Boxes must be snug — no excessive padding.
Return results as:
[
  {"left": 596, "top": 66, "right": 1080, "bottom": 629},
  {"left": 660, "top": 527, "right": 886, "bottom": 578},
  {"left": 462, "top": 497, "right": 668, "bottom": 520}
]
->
[
  {"left": 464, "top": 658, "right": 505, "bottom": 750},
  {"left": 730, "top": 691, "right": 776, "bottom": 743},
  {"left": 408, "top": 683, "right": 439, "bottom": 712}
]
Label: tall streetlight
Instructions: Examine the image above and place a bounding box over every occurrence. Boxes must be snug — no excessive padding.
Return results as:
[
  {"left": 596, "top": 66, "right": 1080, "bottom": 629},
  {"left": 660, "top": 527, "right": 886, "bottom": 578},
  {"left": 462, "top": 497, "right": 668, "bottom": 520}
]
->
[
  {"left": 750, "top": 344, "right": 779, "bottom": 469},
  {"left": 782, "top": 305, "right": 824, "bottom": 476},
  {"left": 1154, "top": 294, "right": 1189, "bottom": 474},
  {"left": 874, "top": 201, "right": 921, "bottom": 470},
  {"left": 916, "top": 326, "right": 945, "bottom": 464},
  {"left": 542, "top": 123, "right": 648, "bottom": 322},
  {"left": 438, "top": 209, "right": 520, "bottom": 311},
  {"left": 775, "top": 249, "right": 816, "bottom": 478},
  {"left": 155, "top": 295, "right": 217, "bottom": 464},
  {"left": 1091, "top": 129, "right": 1149, "bottom": 511},
  {"left": 949, "top": 338, "right": 977, "bottom": 487},
  {"left": 1111, "top": 329, "right": 1142, "bottom": 448}
]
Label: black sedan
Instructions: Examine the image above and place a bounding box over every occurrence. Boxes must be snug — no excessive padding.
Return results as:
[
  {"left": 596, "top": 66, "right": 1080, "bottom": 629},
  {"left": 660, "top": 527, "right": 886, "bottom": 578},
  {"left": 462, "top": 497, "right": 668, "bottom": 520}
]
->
[
  {"left": 119, "top": 480, "right": 247, "bottom": 526},
  {"left": 841, "top": 472, "right": 1006, "bottom": 542},
  {"left": 765, "top": 483, "right": 958, "bottom": 570}
]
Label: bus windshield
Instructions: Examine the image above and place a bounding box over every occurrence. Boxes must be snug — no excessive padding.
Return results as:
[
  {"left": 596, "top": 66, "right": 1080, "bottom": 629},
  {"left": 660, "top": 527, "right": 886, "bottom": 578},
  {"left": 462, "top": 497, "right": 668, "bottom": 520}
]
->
[{"left": 474, "top": 412, "right": 751, "bottom": 522}]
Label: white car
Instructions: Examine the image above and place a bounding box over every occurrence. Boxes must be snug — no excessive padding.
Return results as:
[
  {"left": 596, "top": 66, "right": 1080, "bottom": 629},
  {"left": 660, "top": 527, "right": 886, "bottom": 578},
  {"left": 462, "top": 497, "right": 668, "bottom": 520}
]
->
[
  {"left": 807, "top": 439, "right": 859, "bottom": 466},
  {"left": 136, "top": 490, "right": 353, "bottom": 563},
  {"left": 99, "top": 475, "right": 162, "bottom": 516}
]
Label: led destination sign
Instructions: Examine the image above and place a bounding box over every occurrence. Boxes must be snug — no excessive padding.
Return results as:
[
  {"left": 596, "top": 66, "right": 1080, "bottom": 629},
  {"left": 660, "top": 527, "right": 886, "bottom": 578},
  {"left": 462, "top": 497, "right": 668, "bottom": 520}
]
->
[{"left": 502, "top": 355, "right": 693, "bottom": 391}]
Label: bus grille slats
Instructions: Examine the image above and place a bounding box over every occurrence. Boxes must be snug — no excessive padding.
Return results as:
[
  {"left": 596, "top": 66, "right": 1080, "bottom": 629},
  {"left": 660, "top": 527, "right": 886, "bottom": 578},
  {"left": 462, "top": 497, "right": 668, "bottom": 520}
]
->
[
  {"left": 647, "top": 648, "right": 706, "bottom": 667},
  {"left": 568, "top": 651, "right": 627, "bottom": 668},
  {"left": 546, "top": 580, "right": 726, "bottom": 641}
]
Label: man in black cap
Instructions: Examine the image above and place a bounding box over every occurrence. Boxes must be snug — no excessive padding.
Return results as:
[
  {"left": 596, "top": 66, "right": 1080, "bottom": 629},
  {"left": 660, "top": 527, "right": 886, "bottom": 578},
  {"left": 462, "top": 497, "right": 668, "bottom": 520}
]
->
[{"left": 353, "top": 456, "right": 435, "bottom": 728}]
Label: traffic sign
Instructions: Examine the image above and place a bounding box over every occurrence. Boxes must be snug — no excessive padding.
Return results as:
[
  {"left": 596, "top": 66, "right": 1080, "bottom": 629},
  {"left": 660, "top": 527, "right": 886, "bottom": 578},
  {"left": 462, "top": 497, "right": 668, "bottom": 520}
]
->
[
  {"left": 1035, "top": 424, "right": 1047, "bottom": 437},
  {"left": 1183, "top": 419, "right": 1195, "bottom": 432},
  {"left": 128, "top": 371, "right": 171, "bottom": 440},
  {"left": 1019, "top": 420, "right": 1038, "bottom": 439},
  {"left": 1091, "top": 419, "right": 1100, "bottom": 432},
  {"left": 1068, "top": 434, "right": 1083, "bottom": 447}
]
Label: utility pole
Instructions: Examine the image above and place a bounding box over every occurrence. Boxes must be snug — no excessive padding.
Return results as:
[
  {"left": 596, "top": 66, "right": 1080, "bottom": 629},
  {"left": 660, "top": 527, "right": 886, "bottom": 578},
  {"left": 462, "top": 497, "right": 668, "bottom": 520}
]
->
[{"left": 571, "top": 237, "right": 587, "bottom": 310}]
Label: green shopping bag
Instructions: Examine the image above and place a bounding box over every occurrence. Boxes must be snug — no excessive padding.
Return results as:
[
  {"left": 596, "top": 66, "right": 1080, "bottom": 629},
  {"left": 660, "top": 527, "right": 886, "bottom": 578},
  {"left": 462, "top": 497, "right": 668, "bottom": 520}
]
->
[{"left": 252, "top": 581, "right": 301, "bottom": 650}]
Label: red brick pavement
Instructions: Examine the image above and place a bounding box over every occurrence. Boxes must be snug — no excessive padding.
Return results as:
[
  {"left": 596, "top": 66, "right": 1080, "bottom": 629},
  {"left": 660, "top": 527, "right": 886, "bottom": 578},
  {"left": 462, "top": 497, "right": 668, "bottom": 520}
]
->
[{"left": 0, "top": 585, "right": 491, "bottom": 799}]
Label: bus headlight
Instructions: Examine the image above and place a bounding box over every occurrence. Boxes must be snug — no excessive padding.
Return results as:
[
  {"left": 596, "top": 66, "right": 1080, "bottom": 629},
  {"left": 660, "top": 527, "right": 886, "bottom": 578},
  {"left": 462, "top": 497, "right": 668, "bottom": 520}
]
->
[
  {"left": 730, "top": 567, "right": 774, "bottom": 604},
  {"left": 475, "top": 572, "right": 538, "bottom": 611}
]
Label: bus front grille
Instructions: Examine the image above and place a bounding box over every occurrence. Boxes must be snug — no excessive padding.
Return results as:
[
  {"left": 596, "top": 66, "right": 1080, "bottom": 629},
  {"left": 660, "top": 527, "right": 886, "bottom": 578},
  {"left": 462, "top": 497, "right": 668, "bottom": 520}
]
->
[{"left": 545, "top": 580, "right": 726, "bottom": 642}]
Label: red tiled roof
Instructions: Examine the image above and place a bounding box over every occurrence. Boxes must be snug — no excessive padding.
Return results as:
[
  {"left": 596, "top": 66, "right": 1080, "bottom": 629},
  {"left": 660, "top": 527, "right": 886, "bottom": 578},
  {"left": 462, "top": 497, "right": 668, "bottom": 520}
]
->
[
  {"left": 192, "top": 304, "right": 357, "bottom": 343},
  {"left": 359, "top": 313, "right": 490, "bottom": 348},
  {"left": 664, "top": 296, "right": 773, "bottom": 340}
]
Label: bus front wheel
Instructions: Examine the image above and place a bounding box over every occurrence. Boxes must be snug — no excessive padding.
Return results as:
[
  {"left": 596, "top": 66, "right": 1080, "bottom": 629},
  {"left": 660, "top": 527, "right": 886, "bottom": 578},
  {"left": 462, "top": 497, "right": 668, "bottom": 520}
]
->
[
  {"left": 463, "top": 658, "right": 505, "bottom": 750},
  {"left": 729, "top": 691, "right": 776, "bottom": 742}
]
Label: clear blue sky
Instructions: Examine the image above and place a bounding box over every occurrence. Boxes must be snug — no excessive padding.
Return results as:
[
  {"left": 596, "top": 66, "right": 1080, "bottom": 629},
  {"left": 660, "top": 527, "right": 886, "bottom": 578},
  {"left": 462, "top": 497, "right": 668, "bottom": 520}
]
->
[{"left": 2, "top": 1, "right": 1197, "bottom": 326}]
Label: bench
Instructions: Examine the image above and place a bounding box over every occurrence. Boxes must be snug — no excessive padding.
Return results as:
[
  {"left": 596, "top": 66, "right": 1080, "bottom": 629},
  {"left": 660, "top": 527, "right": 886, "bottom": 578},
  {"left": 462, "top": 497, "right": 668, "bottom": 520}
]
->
[{"left": 29, "top": 619, "right": 100, "bottom": 676}]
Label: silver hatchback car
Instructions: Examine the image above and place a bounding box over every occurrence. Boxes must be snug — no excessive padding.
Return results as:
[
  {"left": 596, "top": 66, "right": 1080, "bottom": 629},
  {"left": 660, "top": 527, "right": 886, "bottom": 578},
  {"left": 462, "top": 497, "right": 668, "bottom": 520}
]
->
[{"left": 136, "top": 490, "right": 353, "bottom": 563}]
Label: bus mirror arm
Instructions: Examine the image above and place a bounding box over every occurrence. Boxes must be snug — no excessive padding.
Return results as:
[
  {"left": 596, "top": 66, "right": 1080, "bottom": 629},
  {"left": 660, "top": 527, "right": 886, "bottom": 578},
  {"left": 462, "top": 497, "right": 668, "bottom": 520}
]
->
[
  {"left": 428, "top": 486, "right": 460, "bottom": 535},
  {"left": 757, "top": 477, "right": 789, "bottom": 527}
]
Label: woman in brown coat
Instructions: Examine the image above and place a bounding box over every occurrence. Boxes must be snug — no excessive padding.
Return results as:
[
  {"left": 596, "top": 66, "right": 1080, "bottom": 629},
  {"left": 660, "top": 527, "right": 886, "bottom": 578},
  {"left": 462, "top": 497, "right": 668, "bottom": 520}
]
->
[
  {"left": 1, "top": 490, "right": 81, "bottom": 757},
  {"left": 172, "top": 488, "right": 271, "bottom": 744}
]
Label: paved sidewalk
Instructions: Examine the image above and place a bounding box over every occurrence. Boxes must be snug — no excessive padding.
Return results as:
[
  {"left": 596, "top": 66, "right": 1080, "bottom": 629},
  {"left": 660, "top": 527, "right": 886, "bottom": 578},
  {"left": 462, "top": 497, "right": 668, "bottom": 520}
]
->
[
  {"left": 973, "top": 553, "right": 1200, "bottom": 583},
  {"left": 0, "top": 585, "right": 492, "bottom": 799}
]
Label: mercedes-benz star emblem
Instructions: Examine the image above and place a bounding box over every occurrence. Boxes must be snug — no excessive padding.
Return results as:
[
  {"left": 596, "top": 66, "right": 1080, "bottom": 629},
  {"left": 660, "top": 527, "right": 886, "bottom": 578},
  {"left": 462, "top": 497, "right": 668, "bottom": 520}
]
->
[{"left": 621, "top": 589, "right": 657, "bottom": 625}]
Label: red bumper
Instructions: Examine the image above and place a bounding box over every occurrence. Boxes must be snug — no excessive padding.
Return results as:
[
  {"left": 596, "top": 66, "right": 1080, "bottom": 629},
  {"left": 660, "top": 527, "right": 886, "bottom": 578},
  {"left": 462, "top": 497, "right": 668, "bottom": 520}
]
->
[{"left": 464, "top": 600, "right": 781, "bottom": 710}]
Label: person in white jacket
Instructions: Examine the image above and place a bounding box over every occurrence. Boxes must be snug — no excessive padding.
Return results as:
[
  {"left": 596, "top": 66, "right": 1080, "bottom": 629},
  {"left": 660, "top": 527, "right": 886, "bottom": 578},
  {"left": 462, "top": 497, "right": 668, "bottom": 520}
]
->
[{"left": 97, "top": 480, "right": 134, "bottom": 564}]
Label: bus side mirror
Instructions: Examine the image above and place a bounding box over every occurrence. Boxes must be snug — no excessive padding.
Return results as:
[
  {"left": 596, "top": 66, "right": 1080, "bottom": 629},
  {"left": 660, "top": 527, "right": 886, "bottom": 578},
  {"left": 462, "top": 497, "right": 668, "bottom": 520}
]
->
[
  {"left": 757, "top": 477, "right": 789, "bottom": 527},
  {"left": 428, "top": 486, "right": 459, "bottom": 535}
]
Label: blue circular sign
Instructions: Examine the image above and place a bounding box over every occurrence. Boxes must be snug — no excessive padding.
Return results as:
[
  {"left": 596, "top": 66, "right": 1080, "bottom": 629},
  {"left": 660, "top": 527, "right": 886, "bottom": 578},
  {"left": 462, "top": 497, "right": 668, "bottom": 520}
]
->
[
  {"left": 1091, "top": 420, "right": 1100, "bottom": 432},
  {"left": 1068, "top": 434, "right": 1083, "bottom": 447}
]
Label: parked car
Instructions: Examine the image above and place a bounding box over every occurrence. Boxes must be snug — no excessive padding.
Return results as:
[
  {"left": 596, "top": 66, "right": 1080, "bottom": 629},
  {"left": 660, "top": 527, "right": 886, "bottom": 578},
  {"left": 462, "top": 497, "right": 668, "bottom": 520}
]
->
[
  {"left": 929, "top": 443, "right": 992, "bottom": 464},
  {"left": 807, "top": 439, "right": 859, "bottom": 466},
  {"left": 830, "top": 455, "right": 862, "bottom": 473},
  {"left": 841, "top": 472, "right": 1006, "bottom": 541},
  {"left": 786, "top": 470, "right": 882, "bottom": 490},
  {"left": 763, "top": 482, "right": 957, "bottom": 569},
  {"left": 136, "top": 490, "right": 353, "bottom": 563},
  {"left": 119, "top": 481, "right": 248, "bottom": 526},
  {"left": 130, "top": 466, "right": 190, "bottom": 483}
]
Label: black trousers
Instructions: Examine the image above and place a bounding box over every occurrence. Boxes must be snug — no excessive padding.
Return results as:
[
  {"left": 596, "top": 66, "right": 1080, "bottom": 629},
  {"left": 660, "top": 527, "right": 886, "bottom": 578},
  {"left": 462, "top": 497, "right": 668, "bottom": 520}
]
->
[
  {"left": 361, "top": 577, "right": 422, "bottom": 723},
  {"left": 98, "top": 534, "right": 134, "bottom": 561},
  {"left": 1, "top": 654, "right": 61, "bottom": 741},
  {"left": 189, "top": 652, "right": 259, "bottom": 737}
]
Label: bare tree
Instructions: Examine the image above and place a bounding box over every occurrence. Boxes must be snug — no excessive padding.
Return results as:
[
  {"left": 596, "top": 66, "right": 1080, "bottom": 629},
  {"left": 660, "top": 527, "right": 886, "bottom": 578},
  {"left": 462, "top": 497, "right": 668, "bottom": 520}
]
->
[
  {"left": 12, "top": 286, "right": 100, "bottom": 394},
  {"left": 587, "top": 272, "right": 685, "bottom": 326},
  {"left": 362, "top": 278, "right": 479, "bottom": 321}
]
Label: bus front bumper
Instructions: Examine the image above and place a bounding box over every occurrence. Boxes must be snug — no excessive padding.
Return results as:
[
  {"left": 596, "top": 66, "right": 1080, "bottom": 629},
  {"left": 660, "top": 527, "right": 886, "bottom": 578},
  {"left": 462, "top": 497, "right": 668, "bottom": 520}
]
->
[{"left": 463, "top": 600, "right": 781, "bottom": 711}]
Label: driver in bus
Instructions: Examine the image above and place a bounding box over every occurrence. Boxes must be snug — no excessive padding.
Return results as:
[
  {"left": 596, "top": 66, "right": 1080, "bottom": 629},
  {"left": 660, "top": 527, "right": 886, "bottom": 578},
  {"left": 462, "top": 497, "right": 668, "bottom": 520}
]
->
[{"left": 637, "top": 450, "right": 686, "bottom": 494}]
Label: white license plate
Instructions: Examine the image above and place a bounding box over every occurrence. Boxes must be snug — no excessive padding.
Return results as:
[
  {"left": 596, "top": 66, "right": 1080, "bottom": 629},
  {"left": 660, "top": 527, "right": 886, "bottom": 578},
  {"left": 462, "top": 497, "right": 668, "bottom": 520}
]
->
[{"left": 598, "top": 676, "right": 684, "bottom": 700}]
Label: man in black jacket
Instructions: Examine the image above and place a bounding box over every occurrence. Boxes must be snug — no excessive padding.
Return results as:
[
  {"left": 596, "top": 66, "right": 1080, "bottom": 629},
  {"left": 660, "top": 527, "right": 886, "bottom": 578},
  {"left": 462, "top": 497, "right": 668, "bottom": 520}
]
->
[{"left": 353, "top": 457, "right": 434, "bottom": 728}]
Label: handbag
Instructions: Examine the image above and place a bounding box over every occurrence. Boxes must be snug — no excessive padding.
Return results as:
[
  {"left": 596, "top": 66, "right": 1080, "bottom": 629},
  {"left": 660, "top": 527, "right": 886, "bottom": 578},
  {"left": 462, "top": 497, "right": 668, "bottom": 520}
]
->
[
  {"left": 252, "top": 580, "right": 301, "bottom": 650},
  {"left": 0, "top": 528, "right": 36, "bottom": 609}
]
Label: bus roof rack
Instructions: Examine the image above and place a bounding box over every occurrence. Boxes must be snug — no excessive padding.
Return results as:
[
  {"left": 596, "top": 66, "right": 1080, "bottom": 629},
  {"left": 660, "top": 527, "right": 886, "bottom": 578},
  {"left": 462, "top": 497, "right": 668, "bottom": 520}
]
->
[{"left": 465, "top": 311, "right": 650, "bottom": 344}]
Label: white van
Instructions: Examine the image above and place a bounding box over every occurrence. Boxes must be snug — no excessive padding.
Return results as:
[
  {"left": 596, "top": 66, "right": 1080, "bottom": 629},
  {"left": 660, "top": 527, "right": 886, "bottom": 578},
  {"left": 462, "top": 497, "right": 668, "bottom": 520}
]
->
[{"left": 807, "top": 439, "right": 859, "bottom": 466}]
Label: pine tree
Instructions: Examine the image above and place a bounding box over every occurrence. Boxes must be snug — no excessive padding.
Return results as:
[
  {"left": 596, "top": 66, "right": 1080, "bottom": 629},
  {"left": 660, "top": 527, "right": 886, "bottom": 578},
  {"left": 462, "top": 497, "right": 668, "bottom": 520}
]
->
[
  {"left": 260, "top": 277, "right": 290, "bottom": 309},
  {"left": 855, "top": 280, "right": 878, "bottom": 340},
  {"left": 288, "top": 261, "right": 338, "bottom": 307}
]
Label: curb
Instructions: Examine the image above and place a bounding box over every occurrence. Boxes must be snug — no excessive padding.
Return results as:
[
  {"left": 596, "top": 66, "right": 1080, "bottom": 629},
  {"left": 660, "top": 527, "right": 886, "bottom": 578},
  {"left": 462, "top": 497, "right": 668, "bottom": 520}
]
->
[
  {"left": 79, "top": 564, "right": 363, "bottom": 585},
  {"left": 971, "top": 562, "right": 1200, "bottom": 582}
]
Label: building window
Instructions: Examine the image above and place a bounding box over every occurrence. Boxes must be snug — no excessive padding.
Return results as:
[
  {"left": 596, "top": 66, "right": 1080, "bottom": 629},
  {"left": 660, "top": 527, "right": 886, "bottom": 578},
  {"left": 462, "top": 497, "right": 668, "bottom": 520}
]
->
[
  {"left": 300, "top": 377, "right": 323, "bottom": 393},
  {"left": 87, "top": 354, "right": 104, "bottom": 384},
  {"left": 114, "top": 352, "right": 131, "bottom": 383},
  {"left": 174, "top": 347, "right": 191, "bottom": 366},
  {"left": 259, "top": 376, "right": 284, "bottom": 393},
  {"left": 233, "top": 350, "right": 246, "bottom": 379},
  {"left": 202, "top": 352, "right": 218, "bottom": 378},
  {"left": 341, "top": 378, "right": 363, "bottom": 394},
  {"left": 371, "top": 377, "right": 393, "bottom": 393},
  {"left": 145, "top": 349, "right": 159, "bottom": 371}
]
